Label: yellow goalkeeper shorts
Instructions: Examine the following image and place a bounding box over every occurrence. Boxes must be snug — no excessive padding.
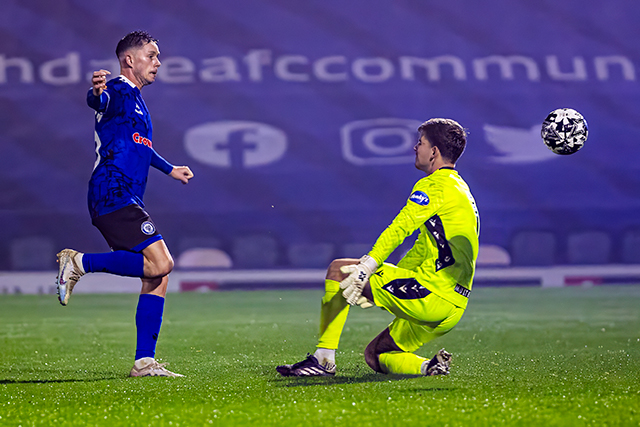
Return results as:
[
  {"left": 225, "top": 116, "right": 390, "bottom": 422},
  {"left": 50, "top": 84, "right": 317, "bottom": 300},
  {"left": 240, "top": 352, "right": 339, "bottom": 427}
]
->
[{"left": 369, "top": 263, "right": 465, "bottom": 352}]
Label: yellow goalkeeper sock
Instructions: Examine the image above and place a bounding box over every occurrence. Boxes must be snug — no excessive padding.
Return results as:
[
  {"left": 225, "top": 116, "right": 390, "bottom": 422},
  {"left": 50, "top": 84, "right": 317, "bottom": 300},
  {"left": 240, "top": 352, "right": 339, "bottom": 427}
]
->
[
  {"left": 317, "top": 279, "right": 350, "bottom": 349},
  {"left": 378, "top": 351, "right": 428, "bottom": 375}
]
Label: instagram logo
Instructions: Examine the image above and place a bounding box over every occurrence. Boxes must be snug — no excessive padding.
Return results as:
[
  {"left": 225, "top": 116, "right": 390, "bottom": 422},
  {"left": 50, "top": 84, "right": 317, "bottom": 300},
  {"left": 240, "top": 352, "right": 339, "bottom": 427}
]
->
[{"left": 340, "top": 118, "right": 423, "bottom": 165}]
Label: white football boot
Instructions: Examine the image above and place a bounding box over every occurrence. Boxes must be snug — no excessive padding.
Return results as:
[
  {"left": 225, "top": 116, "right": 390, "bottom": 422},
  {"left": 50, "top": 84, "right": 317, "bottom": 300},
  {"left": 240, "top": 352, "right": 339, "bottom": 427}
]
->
[
  {"left": 56, "top": 249, "right": 85, "bottom": 306},
  {"left": 129, "top": 358, "right": 184, "bottom": 377}
]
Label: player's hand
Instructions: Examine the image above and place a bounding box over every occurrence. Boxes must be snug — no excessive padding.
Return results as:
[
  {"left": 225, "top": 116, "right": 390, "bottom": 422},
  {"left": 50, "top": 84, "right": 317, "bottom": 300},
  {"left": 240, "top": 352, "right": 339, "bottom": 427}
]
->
[
  {"left": 92, "top": 70, "right": 111, "bottom": 96},
  {"left": 340, "top": 275, "right": 375, "bottom": 308},
  {"left": 339, "top": 265, "right": 362, "bottom": 305},
  {"left": 355, "top": 296, "right": 375, "bottom": 309},
  {"left": 339, "top": 255, "right": 378, "bottom": 305},
  {"left": 170, "top": 166, "right": 194, "bottom": 184}
]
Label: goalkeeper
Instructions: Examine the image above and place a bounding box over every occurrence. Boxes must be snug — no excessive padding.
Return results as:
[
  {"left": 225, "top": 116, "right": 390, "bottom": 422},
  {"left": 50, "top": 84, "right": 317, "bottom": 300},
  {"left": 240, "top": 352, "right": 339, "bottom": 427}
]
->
[{"left": 277, "top": 118, "right": 479, "bottom": 377}]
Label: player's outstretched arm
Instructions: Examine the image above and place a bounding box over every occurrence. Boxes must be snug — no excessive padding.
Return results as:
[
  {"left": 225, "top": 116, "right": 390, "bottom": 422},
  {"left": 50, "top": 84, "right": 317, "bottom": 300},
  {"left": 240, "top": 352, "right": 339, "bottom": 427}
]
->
[
  {"left": 91, "top": 69, "right": 111, "bottom": 97},
  {"left": 169, "top": 166, "right": 194, "bottom": 184}
]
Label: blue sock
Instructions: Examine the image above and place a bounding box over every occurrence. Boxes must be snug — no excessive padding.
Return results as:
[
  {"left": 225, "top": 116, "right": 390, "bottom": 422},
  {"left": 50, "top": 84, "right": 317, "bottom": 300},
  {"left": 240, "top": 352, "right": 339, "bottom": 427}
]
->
[
  {"left": 82, "top": 251, "right": 144, "bottom": 277},
  {"left": 135, "top": 294, "right": 165, "bottom": 360}
]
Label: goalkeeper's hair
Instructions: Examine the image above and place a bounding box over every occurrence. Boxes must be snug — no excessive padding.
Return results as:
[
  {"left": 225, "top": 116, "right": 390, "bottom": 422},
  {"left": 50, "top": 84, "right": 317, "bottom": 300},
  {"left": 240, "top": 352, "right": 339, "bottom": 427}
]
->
[
  {"left": 116, "top": 30, "right": 158, "bottom": 59},
  {"left": 418, "top": 118, "right": 467, "bottom": 164}
]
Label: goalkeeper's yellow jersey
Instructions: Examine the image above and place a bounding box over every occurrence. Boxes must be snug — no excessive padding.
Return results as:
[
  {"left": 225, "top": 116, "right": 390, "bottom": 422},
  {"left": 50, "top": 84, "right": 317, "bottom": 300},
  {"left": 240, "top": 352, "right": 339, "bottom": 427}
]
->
[{"left": 368, "top": 167, "right": 479, "bottom": 308}]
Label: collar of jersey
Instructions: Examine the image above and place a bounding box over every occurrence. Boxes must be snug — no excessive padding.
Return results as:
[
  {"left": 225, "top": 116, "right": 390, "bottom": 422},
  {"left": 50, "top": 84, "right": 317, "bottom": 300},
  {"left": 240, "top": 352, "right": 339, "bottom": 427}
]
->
[{"left": 118, "top": 74, "right": 137, "bottom": 89}]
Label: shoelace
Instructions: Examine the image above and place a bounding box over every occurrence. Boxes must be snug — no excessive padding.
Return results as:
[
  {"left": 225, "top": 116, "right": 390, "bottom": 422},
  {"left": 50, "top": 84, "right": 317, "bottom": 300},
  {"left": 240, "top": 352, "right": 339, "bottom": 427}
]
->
[{"left": 68, "top": 271, "right": 82, "bottom": 282}]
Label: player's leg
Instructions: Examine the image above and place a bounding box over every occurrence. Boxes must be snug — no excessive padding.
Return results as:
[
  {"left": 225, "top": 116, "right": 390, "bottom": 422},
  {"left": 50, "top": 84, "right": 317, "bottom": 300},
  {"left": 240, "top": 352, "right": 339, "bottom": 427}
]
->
[
  {"left": 56, "top": 206, "right": 172, "bottom": 305},
  {"left": 82, "top": 237, "right": 173, "bottom": 278},
  {"left": 364, "top": 327, "right": 404, "bottom": 373},
  {"left": 134, "top": 241, "right": 170, "bottom": 362},
  {"left": 134, "top": 243, "right": 170, "bottom": 366},
  {"left": 130, "top": 241, "right": 182, "bottom": 377},
  {"left": 369, "top": 318, "right": 451, "bottom": 376},
  {"left": 366, "top": 264, "right": 463, "bottom": 375},
  {"left": 317, "top": 259, "right": 359, "bottom": 355},
  {"left": 140, "top": 239, "right": 174, "bottom": 280},
  {"left": 130, "top": 273, "right": 182, "bottom": 378},
  {"left": 276, "top": 258, "right": 358, "bottom": 377}
]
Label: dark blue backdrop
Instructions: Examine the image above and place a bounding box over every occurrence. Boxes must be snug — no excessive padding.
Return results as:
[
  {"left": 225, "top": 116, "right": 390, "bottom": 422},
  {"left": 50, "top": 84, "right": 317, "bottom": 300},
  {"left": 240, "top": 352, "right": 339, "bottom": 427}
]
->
[{"left": 1, "top": 0, "right": 639, "bottom": 268}]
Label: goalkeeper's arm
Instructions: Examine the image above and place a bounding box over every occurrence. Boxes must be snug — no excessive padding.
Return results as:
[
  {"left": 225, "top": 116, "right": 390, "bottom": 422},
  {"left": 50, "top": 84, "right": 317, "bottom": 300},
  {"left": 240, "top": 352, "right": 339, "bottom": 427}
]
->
[{"left": 339, "top": 183, "right": 431, "bottom": 306}]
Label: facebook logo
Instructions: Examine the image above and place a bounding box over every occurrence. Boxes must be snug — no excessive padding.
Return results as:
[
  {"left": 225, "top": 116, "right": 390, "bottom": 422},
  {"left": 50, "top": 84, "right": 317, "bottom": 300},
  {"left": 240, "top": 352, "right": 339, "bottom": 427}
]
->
[
  {"left": 184, "top": 121, "right": 287, "bottom": 168},
  {"left": 341, "top": 118, "right": 423, "bottom": 166}
]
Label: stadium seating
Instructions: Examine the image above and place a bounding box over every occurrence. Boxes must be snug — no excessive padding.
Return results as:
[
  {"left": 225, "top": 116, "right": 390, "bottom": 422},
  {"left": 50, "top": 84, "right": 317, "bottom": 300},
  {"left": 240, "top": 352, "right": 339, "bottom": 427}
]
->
[
  {"left": 339, "top": 243, "right": 373, "bottom": 259},
  {"left": 10, "top": 236, "right": 55, "bottom": 271},
  {"left": 231, "top": 234, "right": 279, "bottom": 268},
  {"left": 510, "top": 231, "right": 557, "bottom": 266},
  {"left": 177, "top": 236, "right": 224, "bottom": 255},
  {"left": 476, "top": 244, "right": 511, "bottom": 266},
  {"left": 622, "top": 229, "right": 640, "bottom": 264},
  {"left": 287, "top": 243, "right": 334, "bottom": 268},
  {"left": 566, "top": 231, "right": 611, "bottom": 265},
  {"left": 176, "top": 248, "right": 233, "bottom": 268}
]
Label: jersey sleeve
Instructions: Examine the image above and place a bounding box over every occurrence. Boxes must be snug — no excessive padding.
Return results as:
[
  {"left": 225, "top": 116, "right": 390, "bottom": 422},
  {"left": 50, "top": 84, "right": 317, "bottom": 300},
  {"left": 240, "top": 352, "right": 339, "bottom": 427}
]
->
[
  {"left": 150, "top": 149, "right": 174, "bottom": 175},
  {"left": 86, "top": 89, "right": 110, "bottom": 113},
  {"left": 367, "top": 179, "right": 435, "bottom": 265}
]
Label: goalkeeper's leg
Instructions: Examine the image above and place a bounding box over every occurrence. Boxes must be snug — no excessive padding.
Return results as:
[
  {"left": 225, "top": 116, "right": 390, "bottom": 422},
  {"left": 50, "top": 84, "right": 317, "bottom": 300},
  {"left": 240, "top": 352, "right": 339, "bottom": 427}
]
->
[
  {"left": 317, "top": 279, "right": 349, "bottom": 350},
  {"left": 365, "top": 327, "right": 406, "bottom": 373},
  {"left": 315, "top": 259, "right": 360, "bottom": 364},
  {"left": 365, "top": 327, "right": 449, "bottom": 376},
  {"left": 379, "top": 352, "right": 428, "bottom": 375},
  {"left": 276, "top": 259, "right": 360, "bottom": 376}
]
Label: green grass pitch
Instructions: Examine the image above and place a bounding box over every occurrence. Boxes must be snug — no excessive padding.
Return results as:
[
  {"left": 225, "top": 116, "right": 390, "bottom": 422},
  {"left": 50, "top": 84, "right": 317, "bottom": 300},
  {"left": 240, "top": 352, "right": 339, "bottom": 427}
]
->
[{"left": 1, "top": 285, "right": 640, "bottom": 426}]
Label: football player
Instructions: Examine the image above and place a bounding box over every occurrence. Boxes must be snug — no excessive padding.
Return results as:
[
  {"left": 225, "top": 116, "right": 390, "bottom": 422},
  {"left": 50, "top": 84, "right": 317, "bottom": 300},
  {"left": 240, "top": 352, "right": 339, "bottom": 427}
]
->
[
  {"left": 277, "top": 118, "right": 479, "bottom": 377},
  {"left": 55, "top": 31, "right": 193, "bottom": 377}
]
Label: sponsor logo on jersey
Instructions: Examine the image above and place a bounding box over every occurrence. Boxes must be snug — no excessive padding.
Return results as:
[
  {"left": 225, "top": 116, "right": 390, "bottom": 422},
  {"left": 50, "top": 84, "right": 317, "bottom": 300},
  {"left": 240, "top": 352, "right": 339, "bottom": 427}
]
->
[
  {"left": 132, "top": 132, "right": 153, "bottom": 148},
  {"left": 409, "top": 191, "right": 430, "bottom": 206},
  {"left": 141, "top": 221, "right": 156, "bottom": 235}
]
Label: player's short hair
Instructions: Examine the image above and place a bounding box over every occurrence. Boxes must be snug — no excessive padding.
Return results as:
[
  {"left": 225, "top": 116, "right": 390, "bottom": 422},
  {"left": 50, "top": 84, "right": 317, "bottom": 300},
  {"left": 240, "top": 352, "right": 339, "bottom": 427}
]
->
[
  {"left": 115, "top": 30, "right": 158, "bottom": 59},
  {"left": 418, "top": 118, "right": 467, "bottom": 164}
]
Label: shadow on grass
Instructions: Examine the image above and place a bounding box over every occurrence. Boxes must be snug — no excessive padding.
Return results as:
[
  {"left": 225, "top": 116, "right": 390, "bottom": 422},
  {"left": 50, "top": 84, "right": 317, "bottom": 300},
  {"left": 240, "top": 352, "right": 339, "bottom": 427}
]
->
[
  {"left": 0, "top": 375, "right": 124, "bottom": 384},
  {"left": 271, "top": 372, "right": 453, "bottom": 390}
]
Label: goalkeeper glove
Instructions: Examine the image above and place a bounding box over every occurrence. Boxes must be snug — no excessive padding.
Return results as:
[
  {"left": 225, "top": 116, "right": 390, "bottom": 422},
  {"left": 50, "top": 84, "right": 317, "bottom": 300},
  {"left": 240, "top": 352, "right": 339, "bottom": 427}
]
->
[{"left": 339, "top": 255, "right": 378, "bottom": 307}]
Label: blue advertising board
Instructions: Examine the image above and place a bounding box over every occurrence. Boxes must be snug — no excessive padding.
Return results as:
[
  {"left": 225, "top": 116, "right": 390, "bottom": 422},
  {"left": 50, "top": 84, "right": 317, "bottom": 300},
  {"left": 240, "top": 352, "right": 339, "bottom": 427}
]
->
[{"left": 1, "top": 0, "right": 639, "bottom": 268}]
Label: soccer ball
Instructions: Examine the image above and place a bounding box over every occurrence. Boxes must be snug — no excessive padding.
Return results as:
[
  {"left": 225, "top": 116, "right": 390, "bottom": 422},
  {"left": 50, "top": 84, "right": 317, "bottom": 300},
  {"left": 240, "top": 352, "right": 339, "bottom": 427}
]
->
[{"left": 541, "top": 108, "right": 588, "bottom": 155}]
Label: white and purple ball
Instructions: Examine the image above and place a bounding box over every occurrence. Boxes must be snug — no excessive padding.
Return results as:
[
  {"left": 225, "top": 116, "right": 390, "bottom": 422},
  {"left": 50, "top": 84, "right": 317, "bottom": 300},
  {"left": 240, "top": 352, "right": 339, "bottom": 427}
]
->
[{"left": 541, "top": 108, "right": 588, "bottom": 155}]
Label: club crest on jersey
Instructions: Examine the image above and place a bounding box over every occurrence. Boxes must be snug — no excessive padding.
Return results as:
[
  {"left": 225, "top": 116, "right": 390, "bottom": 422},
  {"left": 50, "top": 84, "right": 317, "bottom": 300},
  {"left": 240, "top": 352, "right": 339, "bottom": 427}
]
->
[
  {"left": 132, "top": 132, "right": 153, "bottom": 148},
  {"left": 141, "top": 221, "right": 156, "bottom": 235},
  {"left": 409, "top": 191, "right": 430, "bottom": 206}
]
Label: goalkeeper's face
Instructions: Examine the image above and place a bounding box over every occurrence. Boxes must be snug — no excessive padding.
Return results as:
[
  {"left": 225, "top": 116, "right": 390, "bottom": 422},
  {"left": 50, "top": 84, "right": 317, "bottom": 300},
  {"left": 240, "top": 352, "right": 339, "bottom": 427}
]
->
[{"left": 414, "top": 135, "right": 436, "bottom": 173}]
